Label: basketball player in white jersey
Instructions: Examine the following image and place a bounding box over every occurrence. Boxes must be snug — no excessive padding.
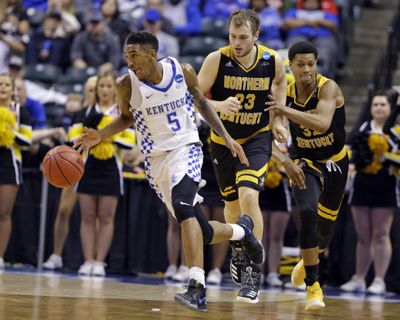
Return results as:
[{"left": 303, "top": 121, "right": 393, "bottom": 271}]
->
[{"left": 73, "top": 31, "right": 265, "bottom": 312}]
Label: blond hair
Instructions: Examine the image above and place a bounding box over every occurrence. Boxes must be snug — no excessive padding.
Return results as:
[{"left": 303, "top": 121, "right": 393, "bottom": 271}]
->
[{"left": 229, "top": 9, "right": 260, "bottom": 35}]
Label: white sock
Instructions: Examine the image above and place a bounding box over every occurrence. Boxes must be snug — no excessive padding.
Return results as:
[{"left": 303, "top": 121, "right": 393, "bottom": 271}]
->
[
  {"left": 229, "top": 224, "right": 245, "bottom": 240},
  {"left": 189, "top": 267, "right": 205, "bottom": 287}
]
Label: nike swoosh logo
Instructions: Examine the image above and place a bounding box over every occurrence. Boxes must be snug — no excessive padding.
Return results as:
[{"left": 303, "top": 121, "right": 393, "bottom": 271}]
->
[
  {"left": 198, "top": 297, "right": 206, "bottom": 305},
  {"left": 146, "top": 93, "right": 154, "bottom": 99},
  {"left": 180, "top": 201, "right": 192, "bottom": 206}
]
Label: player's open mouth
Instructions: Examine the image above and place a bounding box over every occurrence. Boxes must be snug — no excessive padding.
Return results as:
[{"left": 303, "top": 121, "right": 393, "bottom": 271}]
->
[{"left": 133, "top": 69, "right": 142, "bottom": 76}]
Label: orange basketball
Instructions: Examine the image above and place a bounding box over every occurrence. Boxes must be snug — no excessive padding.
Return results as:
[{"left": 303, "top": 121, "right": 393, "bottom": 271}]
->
[{"left": 42, "top": 145, "right": 85, "bottom": 188}]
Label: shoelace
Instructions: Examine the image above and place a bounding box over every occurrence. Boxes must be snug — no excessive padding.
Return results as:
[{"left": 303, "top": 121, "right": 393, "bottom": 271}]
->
[{"left": 325, "top": 160, "right": 342, "bottom": 174}]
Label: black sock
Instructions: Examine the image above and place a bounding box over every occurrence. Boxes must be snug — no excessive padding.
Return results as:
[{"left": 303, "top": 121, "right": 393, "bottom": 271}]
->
[{"left": 304, "top": 264, "right": 319, "bottom": 286}]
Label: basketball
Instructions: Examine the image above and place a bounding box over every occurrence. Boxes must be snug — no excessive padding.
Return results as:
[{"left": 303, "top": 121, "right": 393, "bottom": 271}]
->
[{"left": 42, "top": 145, "right": 85, "bottom": 188}]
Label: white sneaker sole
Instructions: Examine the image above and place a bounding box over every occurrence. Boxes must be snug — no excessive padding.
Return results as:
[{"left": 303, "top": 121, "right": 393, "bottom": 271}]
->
[
  {"left": 305, "top": 301, "right": 325, "bottom": 311},
  {"left": 237, "top": 296, "right": 259, "bottom": 304}
]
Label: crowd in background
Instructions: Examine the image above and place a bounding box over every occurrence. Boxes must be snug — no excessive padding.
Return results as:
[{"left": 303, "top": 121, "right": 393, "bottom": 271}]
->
[{"left": 2, "top": 0, "right": 400, "bottom": 296}]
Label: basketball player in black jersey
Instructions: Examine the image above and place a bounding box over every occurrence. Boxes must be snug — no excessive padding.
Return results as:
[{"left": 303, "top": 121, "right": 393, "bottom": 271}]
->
[
  {"left": 197, "top": 9, "right": 290, "bottom": 302},
  {"left": 266, "top": 41, "right": 349, "bottom": 310}
]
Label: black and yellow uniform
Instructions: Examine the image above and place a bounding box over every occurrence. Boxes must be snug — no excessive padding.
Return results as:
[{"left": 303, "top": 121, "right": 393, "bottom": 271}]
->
[
  {"left": 0, "top": 105, "right": 32, "bottom": 185},
  {"left": 68, "top": 104, "right": 135, "bottom": 196},
  {"left": 349, "top": 121, "right": 398, "bottom": 208},
  {"left": 287, "top": 74, "right": 348, "bottom": 223},
  {"left": 209, "top": 44, "right": 277, "bottom": 201}
]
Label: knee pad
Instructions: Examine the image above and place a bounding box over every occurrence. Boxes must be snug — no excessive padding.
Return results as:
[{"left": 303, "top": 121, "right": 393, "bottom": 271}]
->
[
  {"left": 299, "top": 209, "right": 318, "bottom": 249},
  {"left": 172, "top": 202, "right": 214, "bottom": 245},
  {"left": 172, "top": 200, "right": 195, "bottom": 223}
]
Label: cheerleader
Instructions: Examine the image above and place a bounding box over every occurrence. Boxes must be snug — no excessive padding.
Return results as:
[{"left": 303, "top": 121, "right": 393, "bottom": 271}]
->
[
  {"left": 68, "top": 72, "right": 135, "bottom": 276},
  {"left": 342, "top": 90, "right": 398, "bottom": 294},
  {"left": 0, "top": 73, "right": 32, "bottom": 268},
  {"left": 43, "top": 76, "right": 98, "bottom": 270}
]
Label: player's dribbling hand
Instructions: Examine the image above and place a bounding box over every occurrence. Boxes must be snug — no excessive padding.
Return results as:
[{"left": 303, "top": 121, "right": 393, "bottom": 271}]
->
[
  {"left": 73, "top": 127, "right": 102, "bottom": 153},
  {"left": 224, "top": 137, "right": 249, "bottom": 166},
  {"left": 282, "top": 158, "right": 306, "bottom": 190},
  {"left": 217, "top": 96, "right": 241, "bottom": 115}
]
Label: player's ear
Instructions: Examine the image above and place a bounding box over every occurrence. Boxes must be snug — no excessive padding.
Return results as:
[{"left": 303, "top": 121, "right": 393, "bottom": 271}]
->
[{"left": 150, "top": 49, "right": 157, "bottom": 61}]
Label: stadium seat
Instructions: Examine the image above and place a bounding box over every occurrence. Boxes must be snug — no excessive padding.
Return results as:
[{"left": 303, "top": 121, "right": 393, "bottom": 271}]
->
[
  {"left": 179, "top": 56, "right": 205, "bottom": 73},
  {"left": 57, "top": 67, "right": 97, "bottom": 85},
  {"left": 44, "top": 103, "right": 65, "bottom": 127},
  {"left": 201, "top": 18, "right": 229, "bottom": 39},
  {"left": 180, "top": 36, "right": 228, "bottom": 56},
  {"left": 24, "top": 64, "right": 62, "bottom": 84},
  {"left": 53, "top": 83, "right": 84, "bottom": 94}
]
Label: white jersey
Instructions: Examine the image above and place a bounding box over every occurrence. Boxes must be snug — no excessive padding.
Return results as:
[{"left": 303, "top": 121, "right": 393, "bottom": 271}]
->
[{"left": 128, "top": 57, "right": 199, "bottom": 157}]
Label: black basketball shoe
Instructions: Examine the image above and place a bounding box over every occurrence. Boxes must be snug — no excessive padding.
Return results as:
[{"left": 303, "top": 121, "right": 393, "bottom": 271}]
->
[
  {"left": 237, "top": 262, "right": 261, "bottom": 303},
  {"left": 236, "top": 215, "right": 265, "bottom": 265},
  {"left": 175, "top": 279, "right": 207, "bottom": 312}
]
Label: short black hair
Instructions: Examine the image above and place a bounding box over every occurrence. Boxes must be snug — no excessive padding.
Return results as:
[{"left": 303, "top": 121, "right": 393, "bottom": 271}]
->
[
  {"left": 124, "top": 31, "right": 159, "bottom": 52},
  {"left": 288, "top": 41, "right": 318, "bottom": 61}
]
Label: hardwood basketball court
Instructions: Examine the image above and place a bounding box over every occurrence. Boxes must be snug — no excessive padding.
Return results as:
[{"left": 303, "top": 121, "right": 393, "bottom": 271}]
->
[{"left": 0, "top": 269, "right": 399, "bottom": 319}]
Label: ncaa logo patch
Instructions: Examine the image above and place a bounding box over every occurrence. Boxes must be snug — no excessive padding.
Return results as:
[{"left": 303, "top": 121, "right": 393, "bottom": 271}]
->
[
  {"left": 262, "top": 52, "right": 271, "bottom": 60},
  {"left": 175, "top": 74, "right": 183, "bottom": 83}
]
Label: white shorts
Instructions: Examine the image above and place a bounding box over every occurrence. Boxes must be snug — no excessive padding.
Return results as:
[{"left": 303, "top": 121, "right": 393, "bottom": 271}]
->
[{"left": 144, "top": 143, "right": 203, "bottom": 217}]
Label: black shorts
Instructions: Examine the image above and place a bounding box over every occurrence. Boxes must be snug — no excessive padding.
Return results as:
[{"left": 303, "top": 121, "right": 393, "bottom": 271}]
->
[
  {"left": 0, "top": 148, "right": 22, "bottom": 185},
  {"left": 210, "top": 130, "right": 272, "bottom": 201},
  {"left": 259, "top": 179, "right": 292, "bottom": 212},
  {"left": 294, "top": 147, "right": 349, "bottom": 221},
  {"left": 77, "top": 155, "right": 123, "bottom": 196},
  {"left": 349, "top": 171, "right": 398, "bottom": 208}
]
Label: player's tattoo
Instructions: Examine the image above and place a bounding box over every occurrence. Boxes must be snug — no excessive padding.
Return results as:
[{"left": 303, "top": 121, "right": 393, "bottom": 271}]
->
[{"left": 189, "top": 84, "right": 227, "bottom": 138}]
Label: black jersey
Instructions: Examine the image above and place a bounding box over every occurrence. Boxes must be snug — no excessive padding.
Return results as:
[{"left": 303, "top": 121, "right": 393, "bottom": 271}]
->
[
  {"left": 210, "top": 44, "right": 276, "bottom": 142},
  {"left": 288, "top": 74, "right": 346, "bottom": 160}
]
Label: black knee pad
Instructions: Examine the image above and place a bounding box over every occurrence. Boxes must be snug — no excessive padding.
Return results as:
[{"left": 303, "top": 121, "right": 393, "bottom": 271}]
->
[
  {"left": 299, "top": 209, "right": 318, "bottom": 249},
  {"left": 172, "top": 199, "right": 195, "bottom": 223},
  {"left": 194, "top": 204, "right": 214, "bottom": 245}
]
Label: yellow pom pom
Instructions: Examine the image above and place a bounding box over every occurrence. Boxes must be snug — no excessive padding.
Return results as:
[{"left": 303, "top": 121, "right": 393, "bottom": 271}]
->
[
  {"left": 368, "top": 133, "right": 389, "bottom": 155},
  {"left": 264, "top": 170, "right": 282, "bottom": 189},
  {"left": 90, "top": 141, "right": 115, "bottom": 160},
  {"left": 0, "top": 107, "right": 16, "bottom": 147}
]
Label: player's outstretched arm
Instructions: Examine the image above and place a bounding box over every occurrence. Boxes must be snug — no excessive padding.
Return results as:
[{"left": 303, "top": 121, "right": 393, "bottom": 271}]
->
[
  {"left": 182, "top": 62, "right": 249, "bottom": 166},
  {"left": 266, "top": 80, "right": 339, "bottom": 133},
  {"left": 73, "top": 75, "right": 134, "bottom": 153}
]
